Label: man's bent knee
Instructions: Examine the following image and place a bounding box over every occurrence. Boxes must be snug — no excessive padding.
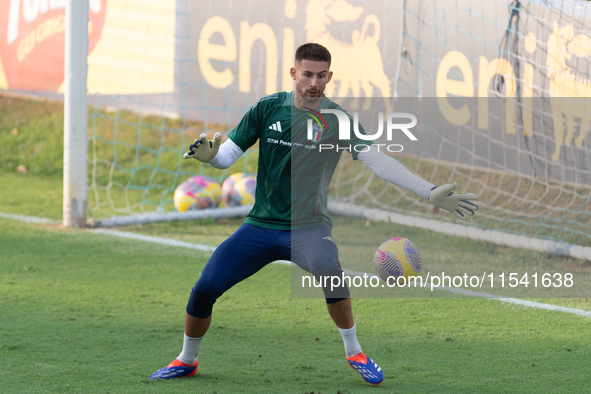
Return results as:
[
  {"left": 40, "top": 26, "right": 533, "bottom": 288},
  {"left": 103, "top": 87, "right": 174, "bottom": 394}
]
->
[{"left": 186, "top": 279, "right": 222, "bottom": 319}]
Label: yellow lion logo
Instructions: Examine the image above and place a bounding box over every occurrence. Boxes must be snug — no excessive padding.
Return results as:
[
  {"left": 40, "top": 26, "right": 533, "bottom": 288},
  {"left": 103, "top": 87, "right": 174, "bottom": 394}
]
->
[
  {"left": 305, "top": 0, "right": 393, "bottom": 112},
  {"left": 546, "top": 22, "right": 591, "bottom": 162}
]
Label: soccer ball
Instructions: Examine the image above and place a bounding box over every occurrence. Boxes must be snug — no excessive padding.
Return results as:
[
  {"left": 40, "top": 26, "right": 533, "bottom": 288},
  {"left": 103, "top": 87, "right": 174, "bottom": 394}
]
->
[
  {"left": 221, "top": 173, "right": 256, "bottom": 206},
  {"left": 174, "top": 175, "right": 221, "bottom": 212},
  {"left": 374, "top": 237, "right": 422, "bottom": 283},
  {"left": 221, "top": 172, "right": 247, "bottom": 206},
  {"left": 234, "top": 176, "right": 256, "bottom": 205}
]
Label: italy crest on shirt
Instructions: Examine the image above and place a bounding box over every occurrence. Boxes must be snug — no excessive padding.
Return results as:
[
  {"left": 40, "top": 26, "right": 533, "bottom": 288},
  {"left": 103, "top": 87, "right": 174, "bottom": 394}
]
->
[
  {"left": 303, "top": 107, "right": 328, "bottom": 143},
  {"left": 310, "top": 122, "right": 323, "bottom": 142}
]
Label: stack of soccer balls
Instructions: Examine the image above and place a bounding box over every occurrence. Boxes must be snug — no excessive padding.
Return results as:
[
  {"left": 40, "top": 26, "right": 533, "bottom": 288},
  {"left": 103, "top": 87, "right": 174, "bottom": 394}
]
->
[{"left": 173, "top": 173, "right": 256, "bottom": 212}]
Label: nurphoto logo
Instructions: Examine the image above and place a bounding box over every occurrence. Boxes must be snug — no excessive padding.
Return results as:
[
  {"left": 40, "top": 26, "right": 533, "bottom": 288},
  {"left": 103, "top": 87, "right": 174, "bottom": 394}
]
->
[{"left": 306, "top": 109, "right": 418, "bottom": 153}]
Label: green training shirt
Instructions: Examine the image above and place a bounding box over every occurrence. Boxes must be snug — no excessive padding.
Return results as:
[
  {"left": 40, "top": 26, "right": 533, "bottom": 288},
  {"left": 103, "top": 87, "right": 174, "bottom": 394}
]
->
[{"left": 227, "top": 91, "right": 371, "bottom": 231}]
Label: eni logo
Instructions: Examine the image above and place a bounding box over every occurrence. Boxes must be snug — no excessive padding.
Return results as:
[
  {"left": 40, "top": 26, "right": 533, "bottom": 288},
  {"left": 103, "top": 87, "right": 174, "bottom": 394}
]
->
[
  {"left": 436, "top": 21, "right": 591, "bottom": 162},
  {"left": 196, "top": 0, "right": 393, "bottom": 112}
]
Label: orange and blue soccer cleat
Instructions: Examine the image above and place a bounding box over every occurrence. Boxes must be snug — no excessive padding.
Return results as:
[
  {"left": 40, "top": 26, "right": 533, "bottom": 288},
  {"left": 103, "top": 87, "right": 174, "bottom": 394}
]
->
[
  {"left": 347, "top": 352, "right": 383, "bottom": 385},
  {"left": 150, "top": 359, "right": 198, "bottom": 380}
]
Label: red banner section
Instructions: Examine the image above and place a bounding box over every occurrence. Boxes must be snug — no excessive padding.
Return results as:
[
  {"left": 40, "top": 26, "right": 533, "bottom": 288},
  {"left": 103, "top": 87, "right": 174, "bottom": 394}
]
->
[{"left": 0, "top": 0, "right": 106, "bottom": 91}]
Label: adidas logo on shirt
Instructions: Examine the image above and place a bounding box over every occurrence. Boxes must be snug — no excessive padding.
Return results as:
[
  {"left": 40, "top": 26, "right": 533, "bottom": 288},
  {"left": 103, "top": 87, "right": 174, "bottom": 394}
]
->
[{"left": 268, "top": 121, "right": 282, "bottom": 132}]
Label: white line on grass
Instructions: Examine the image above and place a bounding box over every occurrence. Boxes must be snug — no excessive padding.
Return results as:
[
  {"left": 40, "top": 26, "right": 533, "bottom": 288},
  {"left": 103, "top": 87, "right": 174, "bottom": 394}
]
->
[
  {"left": 91, "top": 229, "right": 591, "bottom": 318},
  {"left": 91, "top": 229, "right": 217, "bottom": 252},
  {"left": 334, "top": 268, "right": 591, "bottom": 318},
  {"left": 2, "top": 211, "right": 590, "bottom": 318},
  {"left": 0, "top": 212, "right": 57, "bottom": 224}
]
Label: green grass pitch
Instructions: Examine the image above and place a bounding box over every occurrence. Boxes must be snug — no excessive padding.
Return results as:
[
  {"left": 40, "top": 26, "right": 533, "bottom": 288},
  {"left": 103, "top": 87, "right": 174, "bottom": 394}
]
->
[
  {"left": 1, "top": 95, "right": 591, "bottom": 392},
  {"left": 1, "top": 214, "right": 591, "bottom": 393}
]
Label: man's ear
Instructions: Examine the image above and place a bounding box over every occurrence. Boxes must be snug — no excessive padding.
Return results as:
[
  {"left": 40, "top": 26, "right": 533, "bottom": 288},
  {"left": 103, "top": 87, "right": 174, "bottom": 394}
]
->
[
  {"left": 290, "top": 67, "right": 297, "bottom": 80},
  {"left": 327, "top": 70, "right": 333, "bottom": 83}
]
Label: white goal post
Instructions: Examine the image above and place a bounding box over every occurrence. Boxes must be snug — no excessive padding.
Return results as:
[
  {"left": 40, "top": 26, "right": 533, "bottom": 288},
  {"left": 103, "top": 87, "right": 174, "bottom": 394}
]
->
[{"left": 63, "top": 0, "right": 88, "bottom": 228}]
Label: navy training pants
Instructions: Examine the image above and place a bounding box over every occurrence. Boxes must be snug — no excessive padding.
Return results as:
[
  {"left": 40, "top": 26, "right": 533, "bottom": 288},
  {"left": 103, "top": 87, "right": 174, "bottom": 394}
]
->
[{"left": 186, "top": 223, "right": 349, "bottom": 318}]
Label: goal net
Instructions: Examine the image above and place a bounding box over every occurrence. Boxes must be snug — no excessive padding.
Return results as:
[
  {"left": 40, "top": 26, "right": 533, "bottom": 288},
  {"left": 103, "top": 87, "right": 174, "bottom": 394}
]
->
[
  {"left": 56, "top": 0, "right": 591, "bottom": 255},
  {"left": 387, "top": 0, "right": 591, "bottom": 251}
]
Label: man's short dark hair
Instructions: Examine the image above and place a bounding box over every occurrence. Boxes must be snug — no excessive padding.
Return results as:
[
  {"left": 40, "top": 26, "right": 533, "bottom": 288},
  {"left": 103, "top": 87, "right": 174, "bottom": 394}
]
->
[{"left": 295, "top": 43, "right": 331, "bottom": 67}]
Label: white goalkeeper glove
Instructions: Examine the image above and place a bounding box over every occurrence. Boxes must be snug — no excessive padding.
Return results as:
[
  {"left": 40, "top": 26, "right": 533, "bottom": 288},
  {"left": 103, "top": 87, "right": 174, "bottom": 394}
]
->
[
  {"left": 428, "top": 182, "right": 479, "bottom": 220},
  {"left": 183, "top": 132, "right": 222, "bottom": 162}
]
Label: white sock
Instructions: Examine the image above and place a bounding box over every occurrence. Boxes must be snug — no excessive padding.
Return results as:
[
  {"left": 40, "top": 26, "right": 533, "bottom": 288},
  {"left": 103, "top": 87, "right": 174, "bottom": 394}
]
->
[
  {"left": 177, "top": 333, "right": 203, "bottom": 365},
  {"left": 338, "top": 324, "right": 363, "bottom": 358}
]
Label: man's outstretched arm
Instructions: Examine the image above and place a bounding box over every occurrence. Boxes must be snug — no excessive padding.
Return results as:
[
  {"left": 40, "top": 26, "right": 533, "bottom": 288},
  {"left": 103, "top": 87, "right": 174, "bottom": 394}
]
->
[
  {"left": 184, "top": 134, "right": 244, "bottom": 170},
  {"left": 357, "top": 146, "right": 478, "bottom": 220}
]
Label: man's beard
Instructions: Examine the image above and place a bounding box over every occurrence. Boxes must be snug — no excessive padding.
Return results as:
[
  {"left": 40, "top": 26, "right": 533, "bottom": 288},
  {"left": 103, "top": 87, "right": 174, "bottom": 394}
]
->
[
  {"left": 296, "top": 85, "right": 323, "bottom": 107},
  {"left": 296, "top": 83, "right": 323, "bottom": 97}
]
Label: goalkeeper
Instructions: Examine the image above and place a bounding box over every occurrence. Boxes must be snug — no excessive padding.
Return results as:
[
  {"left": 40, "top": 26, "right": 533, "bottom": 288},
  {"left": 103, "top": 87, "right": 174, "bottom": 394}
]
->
[{"left": 150, "top": 43, "right": 478, "bottom": 384}]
